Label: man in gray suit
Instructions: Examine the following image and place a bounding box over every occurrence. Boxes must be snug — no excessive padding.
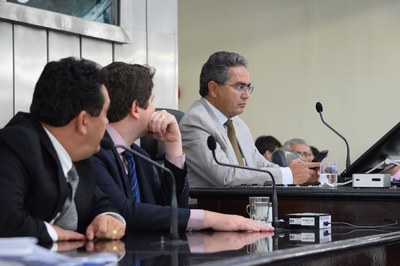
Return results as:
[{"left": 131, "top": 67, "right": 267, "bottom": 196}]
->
[{"left": 180, "top": 51, "right": 320, "bottom": 188}]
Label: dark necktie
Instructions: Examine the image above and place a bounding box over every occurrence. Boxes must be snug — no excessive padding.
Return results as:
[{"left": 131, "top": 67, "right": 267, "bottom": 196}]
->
[
  {"left": 225, "top": 119, "right": 244, "bottom": 165},
  {"left": 122, "top": 151, "right": 141, "bottom": 203},
  {"left": 54, "top": 165, "right": 79, "bottom": 230}
]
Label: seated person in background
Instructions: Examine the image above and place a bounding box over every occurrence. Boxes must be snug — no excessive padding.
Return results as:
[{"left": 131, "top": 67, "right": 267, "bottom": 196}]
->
[
  {"left": 179, "top": 51, "right": 320, "bottom": 188},
  {"left": 0, "top": 57, "right": 126, "bottom": 244},
  {"left": 255, "top": 135, "right": 282, "bottom": 161},
  {"left": 283, "top": 138, "right": 314, "bottom": 162},
  {"left": 91, "top": 62, "right": 274, "bottom": 233}
]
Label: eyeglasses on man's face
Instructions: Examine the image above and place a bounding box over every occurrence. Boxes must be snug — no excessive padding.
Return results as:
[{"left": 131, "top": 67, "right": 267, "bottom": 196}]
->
[
  {"left": 222, "top": 82, "right": 254, "bottom": 94},
  {"left": 297, "top": 152, "right": 313, "bottom": 160}
]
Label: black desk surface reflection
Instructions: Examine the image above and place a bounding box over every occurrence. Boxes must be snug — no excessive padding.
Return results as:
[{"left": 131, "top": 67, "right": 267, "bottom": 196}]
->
[{"left": 65, "top": 226, "right": 400, "bottom": 266}]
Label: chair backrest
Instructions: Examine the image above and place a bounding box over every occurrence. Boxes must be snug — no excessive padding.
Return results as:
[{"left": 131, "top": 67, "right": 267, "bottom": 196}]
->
[
  {"left": 140, "top": 108, "right": 185, "bottom": 161},
  {"left": 271, "top": 149, "right": 302, "bottom": 167}
]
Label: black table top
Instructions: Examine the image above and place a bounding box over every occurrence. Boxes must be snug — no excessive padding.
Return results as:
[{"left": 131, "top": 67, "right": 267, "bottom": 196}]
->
[
  {"left": 190, "top": 185, "right": 400, "bottom": 199},
  {"left": 53, "top": 225, "right": 400, "bottom": 265}
]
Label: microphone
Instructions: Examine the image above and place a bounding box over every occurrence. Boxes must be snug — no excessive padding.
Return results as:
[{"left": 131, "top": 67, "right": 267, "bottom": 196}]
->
[
  {"left": 207, "top": 136, "right": 279, "bottom": 229},
  {"left": 315, "top": 102, "right": 351, "bottom": 169},
  {"left": 100, "top": 139, "right": 179, "bottom": 241}
]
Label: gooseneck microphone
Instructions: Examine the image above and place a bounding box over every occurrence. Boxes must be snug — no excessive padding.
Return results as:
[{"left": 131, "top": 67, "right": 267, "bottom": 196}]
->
[
  {"left": 100, "top": 139, "right": 179, "bottom": 241},
  {"left": 207, "top": 136, "right": 279, "bottom": 229},
  {"left": 315, "top": 102, "right": 351, "bottom": 168}
]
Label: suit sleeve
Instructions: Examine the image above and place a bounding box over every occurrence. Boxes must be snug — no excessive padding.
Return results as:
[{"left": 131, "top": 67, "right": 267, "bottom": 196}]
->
[
  {"left": 74, "top": 160, "right": 124, "bottom": 233},
  {"left": 163, "top": 160, "right": 189, "bottom": 208},
  {"left": 0, "top": 129, "right": 55, "bottom": 243},
  {"left": 91, "top": 152, "right": 190, "bottom": 233},
  {"left": 180, "top": 104, "right": 284, "bottom": 187}
]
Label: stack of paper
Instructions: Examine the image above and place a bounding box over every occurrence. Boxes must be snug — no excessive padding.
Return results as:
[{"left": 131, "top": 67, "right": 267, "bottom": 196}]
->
[{"left": 0, "top": 237, "right": 119, "bottom": 266}]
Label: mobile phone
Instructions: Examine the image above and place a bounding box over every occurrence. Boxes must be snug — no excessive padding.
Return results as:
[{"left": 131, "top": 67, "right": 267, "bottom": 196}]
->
[{"left": 312, "top": 150, "right": 328, "bottom": 162}]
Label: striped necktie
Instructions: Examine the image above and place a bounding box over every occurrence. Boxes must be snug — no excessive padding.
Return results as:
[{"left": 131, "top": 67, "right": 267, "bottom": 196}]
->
[
  {"left": 225, "top": 119, "right": 244, "bottom": 165},
  {"left": 54, "top": 165, "right": 79, "bottom": 230},
  {"left": 122, "top": 151, "right": 141, "bottom": 202}
]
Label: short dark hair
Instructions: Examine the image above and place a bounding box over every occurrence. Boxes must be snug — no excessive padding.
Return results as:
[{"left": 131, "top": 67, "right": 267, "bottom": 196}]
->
[
  {"left": 30, "top": 57, "right": 104, "bottom": 127},
  {"left": 101, "top": 62, "right": 155, "bottom": 123},
  {"left": 255, "top": 135, "right": 282, "bottom": 155},
  {"left": 199, "top": 51, "right": 248, "bottom": 97}
]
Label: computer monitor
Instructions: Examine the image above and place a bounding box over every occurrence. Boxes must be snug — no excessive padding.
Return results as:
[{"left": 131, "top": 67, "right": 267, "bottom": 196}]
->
[{"left": 339, "top": 121, "right": 400, "bottom": 181}]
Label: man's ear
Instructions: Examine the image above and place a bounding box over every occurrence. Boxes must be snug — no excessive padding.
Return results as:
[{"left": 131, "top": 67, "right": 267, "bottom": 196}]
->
[
  {"left": 130, "top": 100, "right": 140, "bottom": 119},
  {"left": 76, "top": 111, "right": 88, "bottom": 135},
  {"left": 208, "top": 81, "right": 218, "bottom": 98},
  {"left": 264, "top": 150, "right": 272, "bottom": 160}
]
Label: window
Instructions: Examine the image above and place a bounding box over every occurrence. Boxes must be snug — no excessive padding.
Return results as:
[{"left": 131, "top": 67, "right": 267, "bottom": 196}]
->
[
  {"left": 0, "top": 0, "right": 131, "bottom": 43},
  {"left": 7, "top": 0, "right": 119, "bottom": 25}
]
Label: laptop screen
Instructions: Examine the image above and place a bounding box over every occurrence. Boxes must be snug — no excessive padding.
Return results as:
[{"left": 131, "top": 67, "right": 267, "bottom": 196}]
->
[{"left": 339, "top": 121, "right": 400, "bottom": 181}]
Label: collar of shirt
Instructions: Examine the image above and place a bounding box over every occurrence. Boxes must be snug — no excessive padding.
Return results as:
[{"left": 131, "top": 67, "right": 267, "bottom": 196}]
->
[
  {"left": 106, "top": 125, "right": 130, "bottom": 173},
  {"left": 204, "top": 98, "right": 230, "bottom": 131},
  {"left": 106, "top": 124, "right": 129, "bottom": 155},
  {"left": 42, "top": 126, "right": 72, "bottom": 178},
  {"left": 107, "top": 124, "right": 185, "bottom": 169}
]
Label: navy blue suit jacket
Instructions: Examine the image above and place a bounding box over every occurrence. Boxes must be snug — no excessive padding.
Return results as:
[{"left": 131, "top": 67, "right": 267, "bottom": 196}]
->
[{"left": 91, "top": 133, "right": 191, "bottom": 233}]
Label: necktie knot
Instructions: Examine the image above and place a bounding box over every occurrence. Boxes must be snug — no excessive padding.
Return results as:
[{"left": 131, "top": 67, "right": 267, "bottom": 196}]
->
[
  {"left": 225, "top": 119, "right": 234, "bottom": 129},
  {"left": 67, "top": 165, "right": 79, "bottom": 182},
  {"left": 122, "top": 150, "right": 131, "bottom": 158}
]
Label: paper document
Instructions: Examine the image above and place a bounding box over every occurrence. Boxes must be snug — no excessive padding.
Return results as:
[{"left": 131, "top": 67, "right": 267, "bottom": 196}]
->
[{"left": 0, "top": 237, "right": 119, "bottom": 266}]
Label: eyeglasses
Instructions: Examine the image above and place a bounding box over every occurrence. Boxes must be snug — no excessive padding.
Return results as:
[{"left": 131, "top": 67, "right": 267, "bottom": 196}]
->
[
  {"left": 223, "top": 83, "right": 254, "bottom": 94},
  {"left": 297, "top": 152, "right": 313, "bottom": 159}
]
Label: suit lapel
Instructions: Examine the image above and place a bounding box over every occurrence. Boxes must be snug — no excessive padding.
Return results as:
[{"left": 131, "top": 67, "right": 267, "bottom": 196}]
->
[
  {"left": 198, "top": 98, "right": 231, "bottom": 147},
  {"left": 32, "top": 117, "right": 70, "bottom": 217},
  {"left": 30, "top": 117, "right": 69, "bottom": 221}
]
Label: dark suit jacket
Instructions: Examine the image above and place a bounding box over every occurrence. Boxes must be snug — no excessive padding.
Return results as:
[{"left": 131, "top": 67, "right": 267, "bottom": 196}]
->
[
  {"left": 91, "top": 133, "right": 191, "bottom": 233},
  {"left": 0, "top": 112, "right": 121, "bottom": 243}
]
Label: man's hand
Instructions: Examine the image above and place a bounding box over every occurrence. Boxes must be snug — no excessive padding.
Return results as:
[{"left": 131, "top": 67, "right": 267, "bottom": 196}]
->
[
  {"left": 53, "top": 225, "right": 86, "bottom": 241},
  {"left": 85, "top": 240, "right": 126, "bottom": 255},
  {"left": 55, "top": 240, "right": 86, "bottom": 252},
  {"left": 199, "top": 231, "right": 274, "bottom": 253},
  {"left": 147, "top": 110, "right": 183, "bottom": 157},
  {"left": 203, "top": 211, "right": 275, "bottom": 232},
  {"left": 289, "top": 159, "right": 320, "bottom": 184},
  {"left": 85, "top": 215, "right": 126, "bottom": 241}
]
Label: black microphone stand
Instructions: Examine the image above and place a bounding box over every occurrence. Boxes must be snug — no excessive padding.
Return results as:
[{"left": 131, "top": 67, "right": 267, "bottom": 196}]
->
[
  {"left": 207, "top": 136, "right": 280, "bottom": 229},
  {"left": 318, "top": 113, "right": 351, "bottom": 168},
  {"left": 316, "top": 102, "right": 351, "bottom": 168},
  {"left": 112, "top": 143, "right": 179, "bottom": 241}
]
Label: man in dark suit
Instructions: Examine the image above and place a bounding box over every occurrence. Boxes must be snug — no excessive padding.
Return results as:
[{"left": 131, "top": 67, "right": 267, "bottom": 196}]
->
[
  {"left": 0, "top": 57, "right": 126, "bottom": 243},
  {"left": 92, "top": 62, "right": 274, "bottom": 232}
]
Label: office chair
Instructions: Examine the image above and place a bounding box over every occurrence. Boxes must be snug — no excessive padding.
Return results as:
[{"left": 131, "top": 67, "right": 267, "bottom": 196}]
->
[
  {"left": 140, "top": 108, "right": 185, "bottom": 163},
  {"left": 271, "top": 149, "right": 301, "bottom": 167}
]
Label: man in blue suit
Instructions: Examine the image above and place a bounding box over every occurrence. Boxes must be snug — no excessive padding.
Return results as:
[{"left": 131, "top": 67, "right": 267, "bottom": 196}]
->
[{"left": 92, "top": 62, "right": 274, "bottom": 233}]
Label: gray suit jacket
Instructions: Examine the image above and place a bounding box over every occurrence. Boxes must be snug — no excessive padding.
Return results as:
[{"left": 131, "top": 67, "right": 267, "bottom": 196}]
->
[{"left": 180, "top": 98, "right": 284, "bottom": 188}]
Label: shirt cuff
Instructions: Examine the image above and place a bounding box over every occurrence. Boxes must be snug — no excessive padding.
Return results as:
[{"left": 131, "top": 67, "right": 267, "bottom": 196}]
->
[
  {"left": 165, "top": 153, "right": 185, "bottom": 169},
  {"left": 392, "top": 169, "right": 400, "bottom": 180},
  {"left": 97, "top": 212, "right": 126, "bottom": 224},
  {"left": 45, "top": 221, "right": 58, "bottom": 242},
  {"left": 280, "top": 167, "right": 293, "bottom": 185},
  {"left": 186, "top": 232, "right": 205, "bottom": 253},
  {"left": 186, "top": 209, "right": 204, "bottom": 231}
]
